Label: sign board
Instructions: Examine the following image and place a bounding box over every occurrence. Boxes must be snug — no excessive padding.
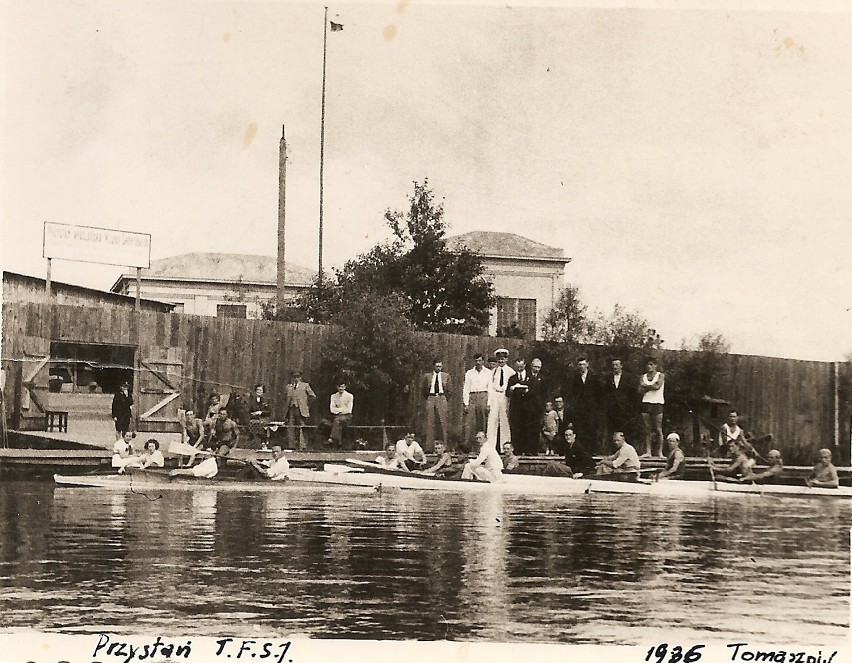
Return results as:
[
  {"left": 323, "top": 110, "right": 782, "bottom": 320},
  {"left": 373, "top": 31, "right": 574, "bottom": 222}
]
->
[{"left": 43, "top": 222, "right": 151, "bottom": 268}]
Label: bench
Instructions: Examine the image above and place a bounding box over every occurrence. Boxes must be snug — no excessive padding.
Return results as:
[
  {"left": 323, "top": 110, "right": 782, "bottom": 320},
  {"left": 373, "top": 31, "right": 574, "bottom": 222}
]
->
[
  {"left": 45, "top": 410, "right": 69, "bottom": 433},
  {"left": 263, "top": 423, "right": 409, "bottom": 451}
]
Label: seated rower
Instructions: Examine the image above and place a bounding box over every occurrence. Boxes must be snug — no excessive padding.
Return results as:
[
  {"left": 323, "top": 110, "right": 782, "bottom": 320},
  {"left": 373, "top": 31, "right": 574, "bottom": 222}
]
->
[
  {"left": 712, "top": 441, "right": 754, "bottom": 482},
  {"left": 461, "top": 431, "right": 503, "bottom": 482},
  {"left": 656, "top": 432, "right": 685, "bottom": 480},
  {"left": 243, "top": 445, "right": 290, "bottom": 481},
  {"left": 596, "top": 432, "right": 641, "bottom": 482},
  {"left": 138, "top": 438, "right": 165, "bottom": 470},
  {"left": 418, "top": 441, "right": 463, "bottom": 477},
  {"left": 806, "top": 448, "right": 839, "bottom": 488},
  {"left": 751, "top": 449, "right": 784, "bottom": 484},
  {"left": 396, "top": 432, "right": 427, "bottom": 471},
  {"left": 376, "top": 443, "right": 410, "bottom": 471},
  {"left": 562, "top": 427, "right": 595, "bottom": 478},
  {"left": 169, "top": 444, "right": 230, "bottom": 479},
  {"left": 113, "top": 431, "right": 142, "bottom": 474},
  {"left": 500, "top": 443, "right": 521, "bottom": 473}
]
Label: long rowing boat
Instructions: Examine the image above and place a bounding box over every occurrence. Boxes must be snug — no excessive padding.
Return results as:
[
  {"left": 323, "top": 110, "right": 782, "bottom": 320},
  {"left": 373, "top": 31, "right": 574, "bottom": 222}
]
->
[{"left": 54, "top": 462, "right": 852, "bottom": 499}]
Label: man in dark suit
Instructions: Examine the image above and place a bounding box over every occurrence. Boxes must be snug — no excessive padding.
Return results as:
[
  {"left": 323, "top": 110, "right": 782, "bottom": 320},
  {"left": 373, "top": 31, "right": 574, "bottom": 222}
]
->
[
  {"left": 508, "top": 357, "right": 546, "bottom": 454},
  {"left": 604, "top": 358, "right": 636, "bottom": 443},
  {"left": 551, "top": 395, "right": 570, "bottom": 455},
  {"left": 422, "top": 359, "right": 452, "bottom": 453},
  {"left": 566, "top": 357, "right": 599, "bottom": 453},
  {"left": 282, "top": 370, "right": 316, "bottom": 450}
]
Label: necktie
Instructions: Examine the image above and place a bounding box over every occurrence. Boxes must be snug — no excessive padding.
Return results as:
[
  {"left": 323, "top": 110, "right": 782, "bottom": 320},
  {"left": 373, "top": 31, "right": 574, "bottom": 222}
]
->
[
  {"left": 433, "top": 373, "right": 439, "bottom": 395},
  {"left": 499, "top": 368, "right": 504, "bottom": 387}
]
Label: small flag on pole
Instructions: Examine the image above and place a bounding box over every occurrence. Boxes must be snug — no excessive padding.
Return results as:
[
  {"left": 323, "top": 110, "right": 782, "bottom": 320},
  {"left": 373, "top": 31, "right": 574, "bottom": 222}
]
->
[{"left": 330, "top": 21, "right": 343, "bottom": 31}]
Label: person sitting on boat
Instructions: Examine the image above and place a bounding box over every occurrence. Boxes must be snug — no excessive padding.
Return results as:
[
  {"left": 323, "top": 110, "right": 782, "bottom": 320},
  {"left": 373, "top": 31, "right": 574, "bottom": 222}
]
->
[
  {"left": 112, "top": 431, "right": 142, "bottom": 474},
  {"left": 376, "top": 443, "right": 410, "bottom": 471},
  {"left": 656, "top": 433, "right": 686, "bottom": 480},
  {"left": 712, "top": 441, "right": 754, "bottom": 482},
  {"left": 209, "top": 408, "right": 240, "bottom": 450},
  {"left": 138, "top": 439, "right": 165, "bottom": 470},
  {"left": 462, "top": 431, "right": 503, "bottom": 482},
  {"left": 418, "top": 441, "right": 463, "bottom": 477},
  {"left": 805, "top": 448, "right": 839, "bottom": 489},
  {"left": 750, "top": 449, "right": 784, "bottom": 484},
  {"left": 396, "top": 433, "right": 427, "bottom": 471},
  {"left": 501, "top": 442, "right": 521, "bottom": 473},
  {"left": 244, "top": 445, "right": 290, "bottom": 481},
  {"left": 169, "top": 444, "right": 230, "bottom": 479},
  {"left": 595, "top": 432, "right": 641, "bottom": 481},
  {"left": 563, "top": 427, "right": 595, "bottom": 478}
]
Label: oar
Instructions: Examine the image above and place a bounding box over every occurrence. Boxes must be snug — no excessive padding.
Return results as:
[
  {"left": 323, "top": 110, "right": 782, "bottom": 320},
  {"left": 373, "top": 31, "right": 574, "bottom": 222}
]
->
[{"left": 706, "top": 450, "right": 717, "bottom": 490}]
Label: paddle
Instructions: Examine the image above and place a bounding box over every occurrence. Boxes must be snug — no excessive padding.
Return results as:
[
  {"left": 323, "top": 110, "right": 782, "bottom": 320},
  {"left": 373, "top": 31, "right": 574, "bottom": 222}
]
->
[{"left": 706, "top": 449, "right": 717, "bottom": 490}]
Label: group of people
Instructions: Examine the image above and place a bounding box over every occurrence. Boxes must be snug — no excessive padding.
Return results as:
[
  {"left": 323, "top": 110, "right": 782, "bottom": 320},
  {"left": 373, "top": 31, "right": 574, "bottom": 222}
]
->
[
  {"left": 423, "top": 349, "right": 667, "bottom": 458},
  {"left": 179, "top": 373, "right": 355, "bottom": 452}
]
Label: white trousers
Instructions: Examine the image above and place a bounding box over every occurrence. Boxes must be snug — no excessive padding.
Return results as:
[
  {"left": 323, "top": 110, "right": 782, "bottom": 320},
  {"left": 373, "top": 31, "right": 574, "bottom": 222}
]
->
[{"left": 486, "top": 394, "right": 510, "bottom": 448}]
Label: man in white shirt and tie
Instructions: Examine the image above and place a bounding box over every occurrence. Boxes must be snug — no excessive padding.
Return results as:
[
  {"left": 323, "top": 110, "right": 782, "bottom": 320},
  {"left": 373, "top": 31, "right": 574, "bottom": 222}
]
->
[
  {"left": 463, "top": 353, "right": 491, "bottom": 451},
  {"left": 422, "top": 359, "right": 452, "bottom": 453},
  {"left": 487, "top": 348, "right": 515, "bottom": 451}
]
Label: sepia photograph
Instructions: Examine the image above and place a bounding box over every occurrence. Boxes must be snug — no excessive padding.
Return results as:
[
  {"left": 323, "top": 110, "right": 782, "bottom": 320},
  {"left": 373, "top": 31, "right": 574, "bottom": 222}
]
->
[{"left": 1, "top": 0, "right": 850, "bottom": 660}]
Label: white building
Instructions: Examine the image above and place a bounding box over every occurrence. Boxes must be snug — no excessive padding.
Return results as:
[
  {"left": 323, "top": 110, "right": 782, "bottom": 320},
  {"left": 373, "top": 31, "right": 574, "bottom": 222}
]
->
[
  {"left": 446, "top": 231, "right": 570, "bottom": 340},
  {"left": 111, "top": 253, "right": 314, "bottom": 318},
  {"left": 111, "top": 232, "right": 569, "bottom": 338}
]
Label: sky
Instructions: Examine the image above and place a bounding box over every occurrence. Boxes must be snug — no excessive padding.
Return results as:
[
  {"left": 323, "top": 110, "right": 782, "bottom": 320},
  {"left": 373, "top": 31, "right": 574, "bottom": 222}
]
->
[{"left": 2, "top": 0, "right": 851, "bottom": 361}]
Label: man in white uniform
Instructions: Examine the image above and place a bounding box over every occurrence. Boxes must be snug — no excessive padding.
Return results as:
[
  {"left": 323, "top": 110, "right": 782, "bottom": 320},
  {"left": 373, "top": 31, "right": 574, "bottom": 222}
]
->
[
  {"left": 487, "top": 348, "right": 515, "bottom": 451},
  {"left": 462, "top": 431, "right": 504, "bottom": 482}
]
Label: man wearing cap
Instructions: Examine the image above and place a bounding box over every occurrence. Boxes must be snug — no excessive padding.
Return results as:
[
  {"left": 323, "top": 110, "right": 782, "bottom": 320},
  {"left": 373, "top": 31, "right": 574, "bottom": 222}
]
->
[
  {"left": 656, "top": 432, "right": 686, "bottom": 480},
  {"left": 463, "top": 353, "right": 491, "bottom": 452},
  {"left": 487, "top": 349, "right": 515, "bottom": 451},
  {"left": 751, "top": 449, "right": 784, "bottom": 484},
  {"left": 282, "top": 369, "right": 316, "bottom": 450},
  {"left": 422, "top": 359, "right": 452, "bottom": 453}
]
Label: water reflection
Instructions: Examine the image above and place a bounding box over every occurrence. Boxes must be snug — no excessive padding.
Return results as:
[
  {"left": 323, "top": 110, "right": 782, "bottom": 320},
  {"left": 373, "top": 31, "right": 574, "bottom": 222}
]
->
[{"left": 0, "top": 480, "right": 848, "bottom": 644}]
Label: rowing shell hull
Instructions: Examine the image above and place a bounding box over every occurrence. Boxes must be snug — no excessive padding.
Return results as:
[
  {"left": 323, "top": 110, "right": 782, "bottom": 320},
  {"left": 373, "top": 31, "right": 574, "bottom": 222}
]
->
[{"left": 54, "top": 468, "right": 852, "bottom": 499}]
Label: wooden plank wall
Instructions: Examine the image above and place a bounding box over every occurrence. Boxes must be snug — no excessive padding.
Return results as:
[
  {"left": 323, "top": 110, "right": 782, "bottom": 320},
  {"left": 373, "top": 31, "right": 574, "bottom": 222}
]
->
[{"left": 2, "top": 302, "right": 847, "bottom": 464}]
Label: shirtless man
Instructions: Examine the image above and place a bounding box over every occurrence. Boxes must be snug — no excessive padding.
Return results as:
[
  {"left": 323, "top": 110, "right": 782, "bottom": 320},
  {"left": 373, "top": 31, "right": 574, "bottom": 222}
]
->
[
  {"left": 419, "top": 441, "right": 463, "bottom": 478},
  {"left": 500, "top": 442, "right": 521, "bottom": 472},
  {"left": 377, "top": 443, "right": 409, "bottom": 471},
  {"left": 712, "top": 441, "right": 754, "bottom": 482},
  {"left": 751, "top": 449, "right": 784, "bottom": 484},
  {"left": 806, "top": 448, "right": 839, "bottom": 488}
]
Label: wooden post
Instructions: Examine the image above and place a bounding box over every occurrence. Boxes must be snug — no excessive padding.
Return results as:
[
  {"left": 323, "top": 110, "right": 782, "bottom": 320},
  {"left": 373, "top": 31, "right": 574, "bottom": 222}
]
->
[
  {"left": 134, "top": 269, "right": 142, "bottom": 431},
  {"left": 11, "top": 363, "right": 22, "bottom": 431},
  {"left": 45, "top": 257, "right": 52, "bottom": 302},
  {"left": 839, "top": 364, "right": 844, "bottom": 451}
]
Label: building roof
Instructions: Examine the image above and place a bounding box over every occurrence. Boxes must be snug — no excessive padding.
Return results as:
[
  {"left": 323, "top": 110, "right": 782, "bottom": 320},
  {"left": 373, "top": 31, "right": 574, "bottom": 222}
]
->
[
  {"left": 115, "top": 253, "right": 315, "bottom": 286},
  {"left": 445, "top": 231, "right": 569, "bottom": 262},
  {"left": 3, "top": 271, "right": 175, "bottom": 312}
]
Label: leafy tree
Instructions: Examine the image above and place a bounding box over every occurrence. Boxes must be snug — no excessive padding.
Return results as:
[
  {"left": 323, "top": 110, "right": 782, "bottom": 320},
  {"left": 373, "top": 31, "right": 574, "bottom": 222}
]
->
[
  {"left": 666, "top": 331, "right": 732, "bottom": 404},
  {"left": 586, "top": 303, "right": 663, "bottom": 352},
  {"left": 542, "top": 284, "right": 590, "bottom": 343},
  {"left": 321, "top": 289, "right": 431, "bottom": 425},
  {"left": 286, "top": 181, "right": 495, "bottom": 334}
]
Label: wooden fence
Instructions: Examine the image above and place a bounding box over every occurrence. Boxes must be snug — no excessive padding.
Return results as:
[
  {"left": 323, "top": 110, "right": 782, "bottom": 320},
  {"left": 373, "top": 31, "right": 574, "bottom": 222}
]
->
[{"left": 2, "top": 302, "right": 848, "bottom": 464}]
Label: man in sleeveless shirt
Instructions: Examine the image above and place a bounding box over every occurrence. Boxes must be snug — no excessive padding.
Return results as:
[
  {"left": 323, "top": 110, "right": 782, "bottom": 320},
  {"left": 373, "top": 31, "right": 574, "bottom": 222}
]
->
[{"left": 638, "top": 358, "right": 665, "bottom": 457}]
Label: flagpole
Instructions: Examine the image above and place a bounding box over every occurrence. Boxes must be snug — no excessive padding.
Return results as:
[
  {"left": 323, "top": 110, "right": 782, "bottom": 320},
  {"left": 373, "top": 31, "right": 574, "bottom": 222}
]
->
[{"left": 318, "top": 6, "right": 328, "bottom": 283}]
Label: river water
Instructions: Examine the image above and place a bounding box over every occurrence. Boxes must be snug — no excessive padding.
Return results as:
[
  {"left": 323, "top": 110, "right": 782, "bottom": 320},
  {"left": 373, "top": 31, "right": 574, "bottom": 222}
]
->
[{"left": 0, "top": 479, "right": 848, "bottom": 645}]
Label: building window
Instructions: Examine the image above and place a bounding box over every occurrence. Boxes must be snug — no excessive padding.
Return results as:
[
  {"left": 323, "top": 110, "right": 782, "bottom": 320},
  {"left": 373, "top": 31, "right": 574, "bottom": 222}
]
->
[
  {"left": 496, "top": 297, "right": 536, "bottom": 338},
  {"left": 217, "top": 304, "right": 247, "bottom": 319}
]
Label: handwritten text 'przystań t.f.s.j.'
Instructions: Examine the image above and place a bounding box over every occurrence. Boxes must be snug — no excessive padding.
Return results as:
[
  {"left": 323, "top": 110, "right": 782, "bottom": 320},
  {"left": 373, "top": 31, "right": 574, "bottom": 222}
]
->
[{"left": 72, "top": 634, "right": 293, "bottom": 663}]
